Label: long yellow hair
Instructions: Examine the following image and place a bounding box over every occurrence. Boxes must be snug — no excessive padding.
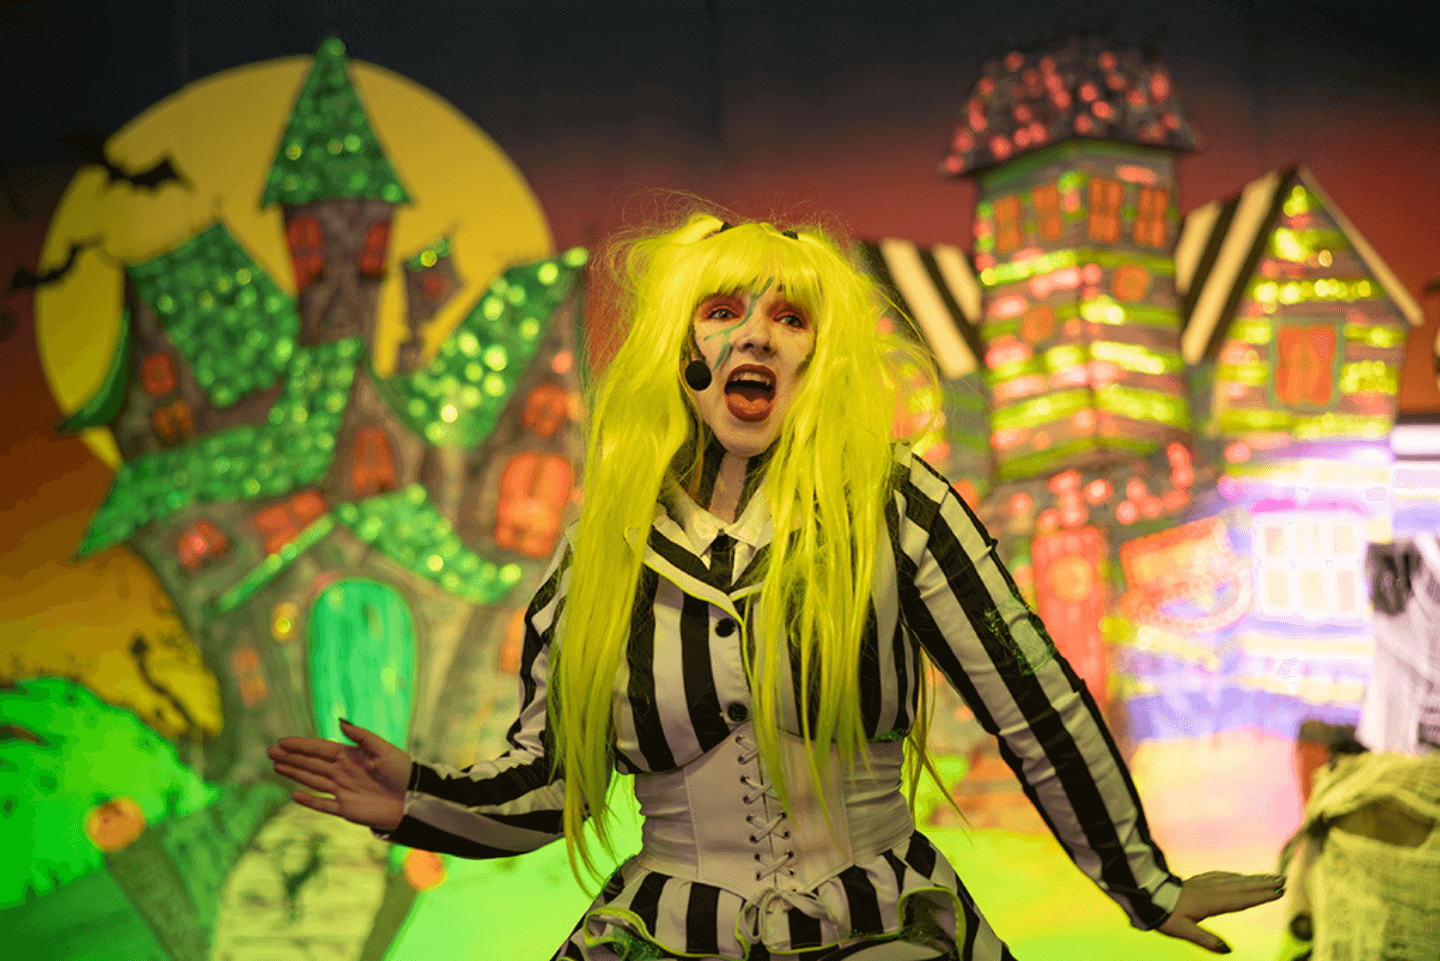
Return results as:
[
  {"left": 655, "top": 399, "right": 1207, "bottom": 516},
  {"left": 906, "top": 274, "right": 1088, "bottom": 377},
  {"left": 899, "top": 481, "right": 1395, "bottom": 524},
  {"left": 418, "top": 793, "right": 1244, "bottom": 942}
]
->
[{"left": 552, "top": 208, "right": 953, "bottom": 889}]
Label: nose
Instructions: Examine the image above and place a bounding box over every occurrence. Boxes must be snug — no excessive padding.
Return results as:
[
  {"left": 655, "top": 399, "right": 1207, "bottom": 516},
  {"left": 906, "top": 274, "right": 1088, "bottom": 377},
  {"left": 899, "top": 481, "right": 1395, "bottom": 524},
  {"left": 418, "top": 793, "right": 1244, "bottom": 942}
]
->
[{"left": 733, "top": 307, "right": 774, "bottom": 354}]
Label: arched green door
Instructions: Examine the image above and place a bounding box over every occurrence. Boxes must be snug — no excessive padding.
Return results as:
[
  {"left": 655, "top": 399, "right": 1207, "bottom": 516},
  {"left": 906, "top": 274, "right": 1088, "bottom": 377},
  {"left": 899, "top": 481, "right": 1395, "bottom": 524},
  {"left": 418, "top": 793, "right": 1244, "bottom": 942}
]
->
[{"left": 308, "top": 579, "right": 416, "bottom": 747}]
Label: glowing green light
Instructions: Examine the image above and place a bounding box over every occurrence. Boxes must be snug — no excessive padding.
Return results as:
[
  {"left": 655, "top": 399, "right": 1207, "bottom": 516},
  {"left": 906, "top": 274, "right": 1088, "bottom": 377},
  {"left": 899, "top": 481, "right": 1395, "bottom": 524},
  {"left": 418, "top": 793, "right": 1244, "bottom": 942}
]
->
[
  {"left": 1044, "top": 345, "right": 1086, "bottom": 371},
  {"left": 537, "top": 262, "right": 559, "bottom": 285},
  {"left": 1095, "top": 384, "right": 1190, "bottom": 428},
  {"left": 1217, "top": 362, "right": 1270, "bottom": 386},
  {"left": 483, "top": 374, "right": 506, "bottom": 397},
  {"left": 483, "top": 345, "right": 508, "bottom": 371},
  {"left": 991, "top": 389, "right": 1091, "bottom": 431},
  {"left": 1090, "top": 341, "right": 1181, "bottom": 375},
  {"left": 482, "top": 296, "right": 503, "bottom": 320}
]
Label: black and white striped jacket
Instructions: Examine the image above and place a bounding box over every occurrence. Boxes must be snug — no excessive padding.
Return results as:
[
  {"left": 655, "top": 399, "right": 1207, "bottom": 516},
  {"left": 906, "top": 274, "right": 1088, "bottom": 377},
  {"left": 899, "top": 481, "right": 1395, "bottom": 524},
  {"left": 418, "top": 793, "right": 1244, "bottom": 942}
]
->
[{"left": 381, "top": 445, "right": 1183, "bottom": 960}]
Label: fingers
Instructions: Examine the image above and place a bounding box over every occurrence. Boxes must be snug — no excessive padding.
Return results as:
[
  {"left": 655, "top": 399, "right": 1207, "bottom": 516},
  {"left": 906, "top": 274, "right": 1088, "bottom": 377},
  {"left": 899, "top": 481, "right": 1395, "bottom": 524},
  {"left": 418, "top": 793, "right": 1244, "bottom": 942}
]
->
[
  {"left": 291, "top": 789, "right": 341, "bottom": 817},
  {"left": 1181, "top": 872, "right": 1286, "bottom": 909},
  {"left": 268, "top": 745, "right": 343, "bottom": 779},
  {"left": 338, "top": 719, "right": 374, "bottom": 747},
  {"left": 275, "top": 736, "right": 345, "bottom": 757},
  {"left": 1163, "top": 917, "right": 1230, "bottom": 954},
  {"left": 273, "top": 760, "right": 337, "bottom": 796}
]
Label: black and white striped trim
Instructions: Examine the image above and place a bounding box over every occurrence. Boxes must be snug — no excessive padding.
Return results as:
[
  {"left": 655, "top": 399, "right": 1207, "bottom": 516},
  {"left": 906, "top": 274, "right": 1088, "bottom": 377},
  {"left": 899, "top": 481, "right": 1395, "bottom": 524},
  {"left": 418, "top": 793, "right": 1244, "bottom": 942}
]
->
[
  {"left": 1174, "top": 163, "right": 1423, "bottom": 366},
  {"left": 859, "top": 239, "right": 984, "bottom": 380}
]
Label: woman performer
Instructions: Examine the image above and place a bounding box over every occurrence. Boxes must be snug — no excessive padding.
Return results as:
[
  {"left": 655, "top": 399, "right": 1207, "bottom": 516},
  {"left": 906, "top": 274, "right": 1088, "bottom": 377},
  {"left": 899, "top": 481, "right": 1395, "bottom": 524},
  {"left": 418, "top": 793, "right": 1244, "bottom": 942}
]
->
[{"left": 269, "top": 212, "right": 1285, "bottom": 960}]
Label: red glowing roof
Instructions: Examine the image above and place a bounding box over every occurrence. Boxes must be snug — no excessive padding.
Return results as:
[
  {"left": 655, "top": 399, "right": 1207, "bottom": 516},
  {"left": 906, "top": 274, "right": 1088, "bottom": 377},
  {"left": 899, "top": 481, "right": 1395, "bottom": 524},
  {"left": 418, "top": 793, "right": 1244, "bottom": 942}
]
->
[{"left": 939, "top": 37, "right": 1199, "bottom": 178}]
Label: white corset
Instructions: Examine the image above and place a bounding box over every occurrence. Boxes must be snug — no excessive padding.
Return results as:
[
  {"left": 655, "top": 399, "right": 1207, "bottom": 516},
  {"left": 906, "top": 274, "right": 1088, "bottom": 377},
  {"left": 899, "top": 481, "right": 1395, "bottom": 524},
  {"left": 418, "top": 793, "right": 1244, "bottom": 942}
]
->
[{"left": 631, "top": 722, "right": 914, "bottom": 948}]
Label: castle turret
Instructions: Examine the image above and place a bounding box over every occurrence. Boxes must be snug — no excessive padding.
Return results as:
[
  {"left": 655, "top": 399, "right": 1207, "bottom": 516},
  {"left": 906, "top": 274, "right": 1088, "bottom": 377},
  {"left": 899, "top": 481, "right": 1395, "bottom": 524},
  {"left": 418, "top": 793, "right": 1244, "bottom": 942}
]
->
[{"left": 261, "top": 37, "right": 411, "bottom": 346}]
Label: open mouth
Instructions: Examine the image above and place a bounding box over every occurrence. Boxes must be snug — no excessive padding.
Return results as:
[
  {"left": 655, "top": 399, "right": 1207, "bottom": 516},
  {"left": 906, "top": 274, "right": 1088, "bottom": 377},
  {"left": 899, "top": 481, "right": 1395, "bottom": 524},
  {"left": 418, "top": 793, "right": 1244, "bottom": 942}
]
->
[{"left": 724, "top": 365, "right": 776, "bottom": 422}]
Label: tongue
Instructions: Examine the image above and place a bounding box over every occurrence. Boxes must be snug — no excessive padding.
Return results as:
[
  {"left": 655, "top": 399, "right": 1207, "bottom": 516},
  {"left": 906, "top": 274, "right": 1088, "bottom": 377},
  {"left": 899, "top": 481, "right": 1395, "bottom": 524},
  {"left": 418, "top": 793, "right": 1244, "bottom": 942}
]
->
[{"left": 725, "top": 384, "right": 773, "bottom": 422}]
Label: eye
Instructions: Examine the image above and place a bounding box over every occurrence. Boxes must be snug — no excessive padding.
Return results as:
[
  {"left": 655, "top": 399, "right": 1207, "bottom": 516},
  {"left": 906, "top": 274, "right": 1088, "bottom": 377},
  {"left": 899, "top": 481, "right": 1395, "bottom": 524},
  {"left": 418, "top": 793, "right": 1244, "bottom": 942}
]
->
[
  {"left": 777, "top": 311, "right": 806, "bottom": 329},
  {"left": 701, "top": 302, "right": 737, "bottom": 321}
]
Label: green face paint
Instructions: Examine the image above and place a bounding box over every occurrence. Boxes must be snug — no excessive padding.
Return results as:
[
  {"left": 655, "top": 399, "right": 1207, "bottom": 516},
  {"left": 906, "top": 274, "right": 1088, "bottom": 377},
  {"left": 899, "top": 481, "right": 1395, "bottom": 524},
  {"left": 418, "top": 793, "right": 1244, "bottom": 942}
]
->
[{"left": 700, "top": 277, "right": 774, "bottom": 373}]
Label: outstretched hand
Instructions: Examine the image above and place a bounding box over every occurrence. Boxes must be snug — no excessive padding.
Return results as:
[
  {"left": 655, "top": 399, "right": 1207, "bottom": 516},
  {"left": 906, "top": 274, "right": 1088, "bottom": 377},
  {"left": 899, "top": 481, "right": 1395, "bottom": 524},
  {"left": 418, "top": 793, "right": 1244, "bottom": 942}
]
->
[
  {"left": 267, "top": 719, "right": 411, "bottom": 832},
  {"left": 1158, "top": 871, "right": 1287, "bottom": 954}
]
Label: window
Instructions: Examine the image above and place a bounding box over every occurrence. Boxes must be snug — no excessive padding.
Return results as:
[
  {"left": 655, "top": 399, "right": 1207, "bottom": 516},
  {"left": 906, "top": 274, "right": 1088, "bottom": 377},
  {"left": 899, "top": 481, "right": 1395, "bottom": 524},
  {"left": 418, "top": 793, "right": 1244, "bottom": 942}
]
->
[
  {"left": 231, "top": 646, "right": 268, "bottom": 706},
  {"left": 176, "top": 519, "right": 229, "bottom": 572},
  {"left": 253, "top": 490, "right": 328, "bottom": 556},
  {"left": 151, "top": 399, "right": 194, "bottom": 444},
  {"left": 1087, "top": 178, "right": 1123, "bottom": 243},
  {"left": 1134, "top": 187, "right": 1169, "bottom": 249},
  {"left": 520, "top": 384, "right": 571, "bottom": 439},
  {"left": 141, "top": 352, "right": 178, "bottom": 398},
  {"left": 495, "top": 453, "right": 573, "bottom": 558},
  {"left": 285, "top": 215, "right": 325, "bottom": 290},
  {"left": 359, "top": 221, "right": 390, "bottom": 279},
  {"left": 994, "top": 195, "right": 1023, "bottom": 253},
  {"left": 351, "top": 426, "right": 397, "bottom": 497},
  {"left": 1252, "top": 512, "right": 1367, "bottom": 619},
  {"left": 1275, "top": 325, "right": 1337, "bottom": 408},
  {"left": 1032, "top": 183, "right": 1063, "bottom": 241}
]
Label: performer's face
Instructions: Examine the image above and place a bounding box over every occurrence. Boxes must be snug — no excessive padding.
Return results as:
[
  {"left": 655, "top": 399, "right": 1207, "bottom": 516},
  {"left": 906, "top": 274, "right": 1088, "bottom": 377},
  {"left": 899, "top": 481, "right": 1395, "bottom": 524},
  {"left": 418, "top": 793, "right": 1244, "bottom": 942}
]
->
[{"left": 687, "top": 279, "right": 814, "bottom": 457}]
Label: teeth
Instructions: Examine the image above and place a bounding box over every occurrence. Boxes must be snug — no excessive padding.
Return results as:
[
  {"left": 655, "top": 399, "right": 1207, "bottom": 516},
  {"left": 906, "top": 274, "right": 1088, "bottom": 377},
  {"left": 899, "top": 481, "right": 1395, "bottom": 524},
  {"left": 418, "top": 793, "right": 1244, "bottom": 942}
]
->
[{"left": 728, "top": 370, "right": 775, "bottom": 388}]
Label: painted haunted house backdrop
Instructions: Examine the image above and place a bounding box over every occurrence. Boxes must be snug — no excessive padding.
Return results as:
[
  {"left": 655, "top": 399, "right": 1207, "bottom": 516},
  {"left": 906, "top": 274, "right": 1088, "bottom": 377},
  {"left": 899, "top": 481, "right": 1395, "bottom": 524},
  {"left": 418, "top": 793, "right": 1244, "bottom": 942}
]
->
[
  {"left": 54, "top": 39, "right": 589, "bottom": 956},
  {"left": 863, "top": 36, "right": 1426, "bottom": 764}
]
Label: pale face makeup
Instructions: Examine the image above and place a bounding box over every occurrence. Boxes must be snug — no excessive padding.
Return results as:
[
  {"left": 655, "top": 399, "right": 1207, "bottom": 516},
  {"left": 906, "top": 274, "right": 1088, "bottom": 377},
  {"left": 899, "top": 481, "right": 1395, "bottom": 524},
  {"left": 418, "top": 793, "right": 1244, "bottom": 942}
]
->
[{"left": 686, "top": 279, "right": 815, "bottom": 459}]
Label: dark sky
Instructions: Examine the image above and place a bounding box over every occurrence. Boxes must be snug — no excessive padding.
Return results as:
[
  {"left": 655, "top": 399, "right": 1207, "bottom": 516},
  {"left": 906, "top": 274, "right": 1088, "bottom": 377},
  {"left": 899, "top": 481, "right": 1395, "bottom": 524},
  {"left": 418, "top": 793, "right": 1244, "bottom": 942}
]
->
[{"left": 4, "top": 0, "right": 1437, "bottom": 170}]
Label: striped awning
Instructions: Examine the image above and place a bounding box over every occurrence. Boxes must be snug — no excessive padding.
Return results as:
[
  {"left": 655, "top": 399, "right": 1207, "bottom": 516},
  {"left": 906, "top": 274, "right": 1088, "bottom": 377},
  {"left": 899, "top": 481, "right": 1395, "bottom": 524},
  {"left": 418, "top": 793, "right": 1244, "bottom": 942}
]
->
[
  {"left": 1173, "top": 164, "right": 1423, "bottom": 367},
  {"left": 857, "top": 238, "right": 984, "bottom": 379}
]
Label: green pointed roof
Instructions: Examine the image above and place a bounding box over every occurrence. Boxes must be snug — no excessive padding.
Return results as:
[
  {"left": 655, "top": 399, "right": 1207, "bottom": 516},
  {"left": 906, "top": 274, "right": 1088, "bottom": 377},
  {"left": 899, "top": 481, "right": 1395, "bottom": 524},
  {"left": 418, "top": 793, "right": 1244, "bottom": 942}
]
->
[
  {"left": 261, "top": 37, "right": 410, "bottom": 208},
  {"left": 208, "top": 485, "right": 527, "bottom": 617},
  {"left": 127, "top": 223, "right": 300, "bottom": 409},
  {"left": 373, "top": 247, "right": 588, "bottom": 449},
  {"left": 76, "top": 338, "right": 361, "bottom": 558}
]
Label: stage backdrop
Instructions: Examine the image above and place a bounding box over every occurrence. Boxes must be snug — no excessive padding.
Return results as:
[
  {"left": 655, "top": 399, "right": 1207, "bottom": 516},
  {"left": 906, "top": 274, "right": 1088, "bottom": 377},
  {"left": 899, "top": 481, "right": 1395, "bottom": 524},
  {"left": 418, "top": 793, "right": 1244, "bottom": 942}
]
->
[{"left": 1, "top": 5, "right": 1437, "bottom": 961}]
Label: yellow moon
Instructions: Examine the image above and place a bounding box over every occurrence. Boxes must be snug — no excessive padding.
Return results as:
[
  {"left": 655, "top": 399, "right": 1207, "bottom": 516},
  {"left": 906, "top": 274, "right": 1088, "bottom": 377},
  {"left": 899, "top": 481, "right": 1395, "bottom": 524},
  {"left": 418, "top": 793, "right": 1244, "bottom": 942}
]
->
[{"left": 37, "top": 54, "right": 551, "bottom": 469}]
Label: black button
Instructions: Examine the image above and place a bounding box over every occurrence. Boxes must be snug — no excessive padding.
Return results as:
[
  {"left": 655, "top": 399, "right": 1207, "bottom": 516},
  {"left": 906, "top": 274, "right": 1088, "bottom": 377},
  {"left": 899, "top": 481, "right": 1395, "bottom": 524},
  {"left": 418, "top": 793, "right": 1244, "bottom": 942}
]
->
[
  {"left": 716, "top": 618, "right": 736, "bottom": 637},
  {"left": 728, "top": 703, "right": 749, "bottom": 722}
]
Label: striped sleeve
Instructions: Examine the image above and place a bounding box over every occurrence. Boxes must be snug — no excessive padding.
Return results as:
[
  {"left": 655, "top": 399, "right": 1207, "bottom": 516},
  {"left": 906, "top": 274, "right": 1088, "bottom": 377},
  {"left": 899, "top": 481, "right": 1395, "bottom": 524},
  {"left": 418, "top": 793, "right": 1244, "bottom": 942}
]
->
[
  {"left": 894, "top": 455, "right": 1184, "bottom": 929},
  {"left": 376, "top": 539, "right": 573, "bottom": 858}
]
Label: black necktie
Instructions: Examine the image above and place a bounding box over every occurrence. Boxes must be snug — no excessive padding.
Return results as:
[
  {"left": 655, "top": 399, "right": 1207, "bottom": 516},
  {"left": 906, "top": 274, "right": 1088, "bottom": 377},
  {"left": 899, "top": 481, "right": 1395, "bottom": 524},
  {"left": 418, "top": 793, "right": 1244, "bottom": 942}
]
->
[{"left": 710, "top": 532, "right": 735, "bottom": 593}]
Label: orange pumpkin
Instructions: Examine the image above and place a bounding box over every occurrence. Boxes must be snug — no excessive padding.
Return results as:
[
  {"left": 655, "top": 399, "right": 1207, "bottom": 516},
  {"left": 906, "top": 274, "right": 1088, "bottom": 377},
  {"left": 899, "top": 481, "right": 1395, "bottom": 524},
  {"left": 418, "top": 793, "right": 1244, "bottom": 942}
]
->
[
  {"left": 85, "top": 796, "right": 146, "bottom": 852},
  {"left": 404, "top": 849, "right": 446, "bottom": 891}
]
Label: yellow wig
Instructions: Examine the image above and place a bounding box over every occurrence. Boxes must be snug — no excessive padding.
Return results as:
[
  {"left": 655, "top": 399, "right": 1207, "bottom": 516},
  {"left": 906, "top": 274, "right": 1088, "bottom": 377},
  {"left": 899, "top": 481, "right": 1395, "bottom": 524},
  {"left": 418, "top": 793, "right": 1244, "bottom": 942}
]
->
[{"left": 552, "top": 209, "right": 954, "bottom": 889}]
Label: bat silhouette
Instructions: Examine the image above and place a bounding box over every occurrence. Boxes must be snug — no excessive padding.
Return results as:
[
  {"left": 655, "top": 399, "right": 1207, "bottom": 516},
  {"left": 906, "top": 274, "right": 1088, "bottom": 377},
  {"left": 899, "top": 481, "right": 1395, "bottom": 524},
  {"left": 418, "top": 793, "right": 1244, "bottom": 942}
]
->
[
  {"left": 99, "top": 156, "right": 187, "bottom": 191},
  {"left": 8, "top": 240, "right": 96, "bottom": 291},
  {"left": 59, "top": 132, "right": 189, "bottom": 191}
]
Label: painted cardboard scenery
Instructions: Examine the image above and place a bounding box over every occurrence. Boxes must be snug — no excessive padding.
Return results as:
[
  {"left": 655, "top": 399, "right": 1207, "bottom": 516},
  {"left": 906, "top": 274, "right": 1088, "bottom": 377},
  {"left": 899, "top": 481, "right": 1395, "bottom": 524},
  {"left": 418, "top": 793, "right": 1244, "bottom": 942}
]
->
[
  {"left": 6, "top": 38, "right": 600, "bottom": 961},
  {"left": 5, "top": 30, "right": 1437, "bottom": 961},
  {"left": 858, "top": 37, "right": 1427, "bottom": 828}
]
